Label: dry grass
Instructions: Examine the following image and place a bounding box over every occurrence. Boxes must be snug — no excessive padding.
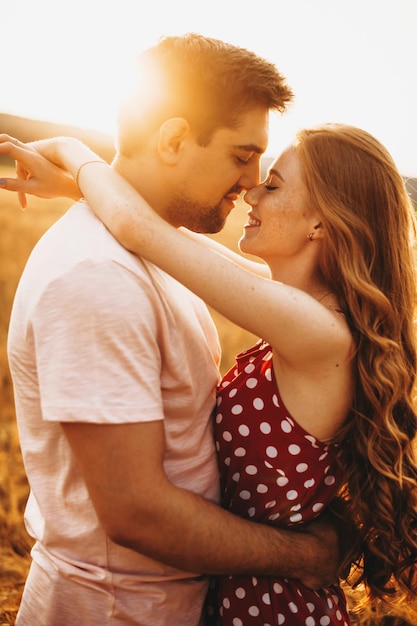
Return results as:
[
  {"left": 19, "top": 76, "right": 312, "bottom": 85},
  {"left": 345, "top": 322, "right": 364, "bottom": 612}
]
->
[{"left": 0, "top": 164, "right": 414, "bottom": 625}]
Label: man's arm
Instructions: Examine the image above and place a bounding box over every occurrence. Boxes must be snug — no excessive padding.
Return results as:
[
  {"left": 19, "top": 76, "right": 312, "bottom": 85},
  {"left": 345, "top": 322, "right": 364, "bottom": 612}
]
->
[{"left": 62, "top": 419, "right": 342, "bottom": 588}]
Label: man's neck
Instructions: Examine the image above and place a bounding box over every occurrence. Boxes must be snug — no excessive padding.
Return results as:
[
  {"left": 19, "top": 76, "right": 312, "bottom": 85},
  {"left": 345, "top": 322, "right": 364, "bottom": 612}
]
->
[{"left": 112, "top": 154, "right": 169, "bottom": 221}]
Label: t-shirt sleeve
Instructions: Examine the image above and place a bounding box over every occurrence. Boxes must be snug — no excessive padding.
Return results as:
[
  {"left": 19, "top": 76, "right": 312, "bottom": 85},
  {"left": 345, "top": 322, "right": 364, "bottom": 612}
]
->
[{"left": 31, "top": 259, "right": 164, "bottom": 424}]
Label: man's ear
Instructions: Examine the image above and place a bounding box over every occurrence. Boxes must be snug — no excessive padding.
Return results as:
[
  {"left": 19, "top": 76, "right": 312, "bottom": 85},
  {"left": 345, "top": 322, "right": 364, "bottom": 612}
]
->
[{"left": 157, "top": 118, "right": 190, "bottom": 164}]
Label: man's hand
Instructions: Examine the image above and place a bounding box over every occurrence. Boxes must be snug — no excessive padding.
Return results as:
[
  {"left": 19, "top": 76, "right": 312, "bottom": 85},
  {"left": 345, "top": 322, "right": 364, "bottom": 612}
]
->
[
  {"left": 297, "top": 498, "right": 361, "bottom": 589},
  {"left": 0, "top": 134, "right": 81, "bottom": 208}
]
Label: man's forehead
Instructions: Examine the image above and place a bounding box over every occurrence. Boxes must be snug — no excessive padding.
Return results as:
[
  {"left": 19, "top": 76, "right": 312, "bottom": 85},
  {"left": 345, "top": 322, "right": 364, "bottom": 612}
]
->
[{"left": 231, "top": 108, "right": 270, "bottom": 153}]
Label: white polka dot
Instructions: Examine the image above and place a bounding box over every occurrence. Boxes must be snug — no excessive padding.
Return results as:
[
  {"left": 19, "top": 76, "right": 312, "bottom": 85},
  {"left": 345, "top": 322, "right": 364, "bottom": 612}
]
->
[
  {"left": 288, "top": 444, "right": 301, "bottom": 455},
  {"left": 252, "top": 576, "right": 258, "bottom": 585},
  {"left": 306, "top": 618, "right": 315, "bottom": 626},
  {"left": 290, "top": 503, "right": 301, "bottom": 511},
  {"left": 235, "top": 587, "right": 246, "bottom": 599},
  {"left": 290, "top": 513, "right": 302, "bottom": 523},
  {"left": 273, "top": 582, "right": 284, "bottom": 594},
  {"left": 244, "top": 363, "right": 256, "bottom": 373},
  {"left": 245, "top": 465, "right": 258, "bottom": 475},
  {"left": 216, "top": 396, "right": 222, "bottom": 406},
  {"left": 265, "top": 500, "right": 277, "bottom": 509},
  {"left": 246, "top": 377, "right": 258, "bottom": 388},
  {"left": 324, "top": 475, "right": 336, "bottom": 486},
  {"left": 234, "top": 447, "right": 246, "bottom": 457},
  {"left": 232, "top": 472, "right": 240, "bottom": 482},
  {"left": 222, "top": 597, "right": 230, "bottom": 609},
  {"left": 336, "top": 610, "right": 342, "bottom": 620},
  {"left": 268, "top": 513, "right": 280, "bottom": 521},
  {"left": 286, "top": 489, "right": 298, "bottom": 500},
  {"left": 307, "top": 602, "right": 315, "bottom": 613},
  {"left": 253, "top": 397, "right": 264, "bottom": 410},
  {"left": 239, "top": 490, "right": 251, "bottom": 500},
  {"left": 272, "top": 394, "right": 280, "bottom": 407},
  {"left": 296, "top": 463, "right": 308, "bottom": 473},
  {"left": 277, "top": 476, "right": 289, "bottom": 487},
  {"left": 222, "top": 431, "right": 232, "bottom": 442},
  {"left": 238, "top": 424, "right": 250, "bottom": 437},
  {"left": 313, "top": 502, "right": 324, "bottom": 513},
  {"left": 231, "top": 404, "right": 243, "bottom": 415},
  {"left": 281, "top": 419, "right": 292, "bottom": 433},
  {"left": 228, "top": 387, "right": 238, "bottom": 398},
  {"left": 326, "top": 596, "right": 334, "bottom": 609},
  {"left": 232, "top": 619, "right": 243, "bottom": 626},
  {"left": 265, "top": 368, "right": 272, "bottom": 381},
  {"left": 260, "top": 422, "right": 272, "bottom": 434},
  {"left": 248, "top": 606, "right": 260, "bottom": 616},
  {"left": 305, "top": 434, "right": 319, "bottom": 448},
  {"left": 277, "top": 615, "right": 285, "bottom": 625},
  {"left": 224, "top": 457, "right": 231, "bottom": 466},
  {"left": 266, "top": 446, "right": 278, "bottom": 458},
  {"left": 319, "top": 451, "right": 328, "bottom": 461},
  {"left": 304, "top": 478, "right": 315, "bottom": 488},
  {"left": 216, "top": 413, "right": 223, "bottom": 423},
  {"left": 289, "top": 601, "right": 299, "bottom": 613},
  {"left": 262, "top": 592, "right": 271, "bottom": 605},
  {"left": 320, "top": 617, "right": 331, "bottom": 625},
  {"left": 265, "top": 460, "right": 273, "bottom": 469},
  {"left": 248, "top": 507, "right": 256, "bottom": 517},
  {"left": 257, "top": 483, "right": 268, "bottom": 493}
]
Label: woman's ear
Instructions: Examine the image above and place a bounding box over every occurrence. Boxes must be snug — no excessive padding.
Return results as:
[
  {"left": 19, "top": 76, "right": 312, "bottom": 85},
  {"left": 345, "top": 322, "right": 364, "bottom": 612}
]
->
[
  {"left": 313, "top": 221, "right": 324, "bottom": 239},
  {"left": 157, "top": 118, "right": 190, "bottom": 164}
]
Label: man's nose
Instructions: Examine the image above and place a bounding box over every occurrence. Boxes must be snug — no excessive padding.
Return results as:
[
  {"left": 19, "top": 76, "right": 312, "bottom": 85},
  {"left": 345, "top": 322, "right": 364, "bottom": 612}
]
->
[{"left": 238, "top": 160, "right": 261, "bottom": 191}]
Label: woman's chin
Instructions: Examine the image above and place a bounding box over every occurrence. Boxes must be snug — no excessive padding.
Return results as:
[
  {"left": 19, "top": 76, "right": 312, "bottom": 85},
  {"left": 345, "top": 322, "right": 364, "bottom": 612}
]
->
[{"left": 238, "top": 233, "right": 255, "bottom": 255}]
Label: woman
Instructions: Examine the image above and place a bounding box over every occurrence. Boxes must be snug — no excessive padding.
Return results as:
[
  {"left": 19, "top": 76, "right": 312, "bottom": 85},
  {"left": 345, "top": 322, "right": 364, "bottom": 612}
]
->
[{"left": 2, "top": 124, "right": 417, "bottom": 625}]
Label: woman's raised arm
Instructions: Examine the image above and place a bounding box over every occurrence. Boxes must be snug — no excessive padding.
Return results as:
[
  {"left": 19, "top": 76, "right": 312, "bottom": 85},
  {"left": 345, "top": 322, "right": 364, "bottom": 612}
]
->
[{"left": 0, "top": 135, "right": 348, "bottom": 368}]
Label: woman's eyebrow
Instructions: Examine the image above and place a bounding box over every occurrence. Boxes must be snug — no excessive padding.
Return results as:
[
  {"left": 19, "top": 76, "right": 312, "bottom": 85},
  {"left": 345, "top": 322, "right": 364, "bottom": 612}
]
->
[{"left": 269, "top": 167, "right": 285, "bottom": 182}]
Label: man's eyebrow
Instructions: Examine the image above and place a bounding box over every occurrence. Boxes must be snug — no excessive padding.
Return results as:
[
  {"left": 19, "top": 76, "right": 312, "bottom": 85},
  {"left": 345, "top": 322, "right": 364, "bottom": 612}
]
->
[{"left": 234, "top": 143, "right": 266, "bottom": 154}]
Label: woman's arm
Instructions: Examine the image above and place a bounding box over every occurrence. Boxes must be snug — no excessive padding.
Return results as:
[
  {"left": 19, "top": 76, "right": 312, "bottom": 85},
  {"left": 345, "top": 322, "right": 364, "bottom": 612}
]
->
[
  {"left": 0, "top": 135, "right": 269, "bottom": 278},
  {"left": 0, "top": 135, "right": 348, "bottom": 367},
  {"left": 181, "top": 229, "right": 270, "bottom": 278}
]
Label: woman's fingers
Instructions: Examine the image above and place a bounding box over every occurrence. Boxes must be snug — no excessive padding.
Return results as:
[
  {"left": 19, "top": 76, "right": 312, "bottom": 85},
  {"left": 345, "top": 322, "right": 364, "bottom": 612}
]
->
[{"left": 0, "top": 139, "right": 80, "bottom": 203}]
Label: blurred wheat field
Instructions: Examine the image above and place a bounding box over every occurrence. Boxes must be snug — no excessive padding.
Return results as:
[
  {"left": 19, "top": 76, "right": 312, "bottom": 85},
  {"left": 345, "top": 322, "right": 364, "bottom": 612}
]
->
[{"left": 0, "top": 163, "right": 414, "bottom": 625}]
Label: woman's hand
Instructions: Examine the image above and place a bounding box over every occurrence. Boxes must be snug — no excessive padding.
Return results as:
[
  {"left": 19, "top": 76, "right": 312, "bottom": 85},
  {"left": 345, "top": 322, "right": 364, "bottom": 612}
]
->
[{"left": 0, "top": 134, "right": 83, "bottom": 208}]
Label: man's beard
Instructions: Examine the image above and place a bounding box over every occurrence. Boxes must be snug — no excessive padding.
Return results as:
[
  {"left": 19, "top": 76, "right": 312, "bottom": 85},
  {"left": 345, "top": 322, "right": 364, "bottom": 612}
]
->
[{"left": 164, "top": 194, "right": 227, "bottom": 234}]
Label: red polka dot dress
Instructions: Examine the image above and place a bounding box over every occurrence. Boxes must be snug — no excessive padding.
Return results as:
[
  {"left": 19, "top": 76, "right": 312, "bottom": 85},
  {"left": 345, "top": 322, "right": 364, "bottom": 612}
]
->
[{"left": 208, "top": 340, "right": 350, "bottom": 626}]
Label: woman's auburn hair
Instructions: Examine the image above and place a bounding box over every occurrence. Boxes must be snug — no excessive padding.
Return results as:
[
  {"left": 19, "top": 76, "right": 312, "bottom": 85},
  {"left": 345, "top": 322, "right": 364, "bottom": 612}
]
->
[{"left": 296, "top": 124, "right": 417, "bottom": 606}]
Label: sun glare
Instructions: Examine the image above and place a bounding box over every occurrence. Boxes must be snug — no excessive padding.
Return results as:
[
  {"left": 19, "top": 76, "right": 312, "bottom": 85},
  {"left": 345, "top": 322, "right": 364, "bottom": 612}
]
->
[{"left": 2, "top": 0, "right": 416, "bottom": 175}]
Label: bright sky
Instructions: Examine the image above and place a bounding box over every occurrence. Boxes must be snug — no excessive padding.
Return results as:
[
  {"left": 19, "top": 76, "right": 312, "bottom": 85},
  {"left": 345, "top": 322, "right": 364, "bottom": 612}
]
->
[{"left": 2, "top": 0, "right": 416, "bottom": 176}]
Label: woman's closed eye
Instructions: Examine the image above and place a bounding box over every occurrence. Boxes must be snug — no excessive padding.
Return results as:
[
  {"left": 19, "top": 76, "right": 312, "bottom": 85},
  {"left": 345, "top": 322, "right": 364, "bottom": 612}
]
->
[{"left": 264, "top": 177, "right": 279, "bottom": 191}]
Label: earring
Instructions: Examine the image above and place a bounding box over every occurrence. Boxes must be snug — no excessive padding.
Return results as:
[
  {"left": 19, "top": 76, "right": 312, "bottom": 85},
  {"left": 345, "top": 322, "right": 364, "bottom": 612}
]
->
[{"left": 308, "top": 232, "right": 314, "bottom": 241}]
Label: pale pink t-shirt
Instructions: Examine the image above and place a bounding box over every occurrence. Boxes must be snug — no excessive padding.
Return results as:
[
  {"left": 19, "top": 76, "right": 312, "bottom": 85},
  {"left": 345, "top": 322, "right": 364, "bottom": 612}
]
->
[{"left": 8, "top": 202, "right": 221, "bottom": 626}]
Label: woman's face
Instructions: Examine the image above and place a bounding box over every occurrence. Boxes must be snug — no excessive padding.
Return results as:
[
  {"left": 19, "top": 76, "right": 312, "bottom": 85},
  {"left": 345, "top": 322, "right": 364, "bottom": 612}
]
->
[{"left": 239, "top": 146, "right": 319, "bottom": 265}]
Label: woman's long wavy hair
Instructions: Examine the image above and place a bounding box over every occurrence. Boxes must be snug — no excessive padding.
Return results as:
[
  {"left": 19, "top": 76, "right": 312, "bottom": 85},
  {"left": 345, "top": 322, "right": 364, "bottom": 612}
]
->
[{"left": 296, "top": 124, "right": 417, "bottom": 606}]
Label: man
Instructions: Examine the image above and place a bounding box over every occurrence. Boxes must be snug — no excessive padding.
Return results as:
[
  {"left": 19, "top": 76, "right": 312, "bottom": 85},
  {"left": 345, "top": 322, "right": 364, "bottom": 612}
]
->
[{"left": 3, "top": 34, "right": 342, "bottom": 626}]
